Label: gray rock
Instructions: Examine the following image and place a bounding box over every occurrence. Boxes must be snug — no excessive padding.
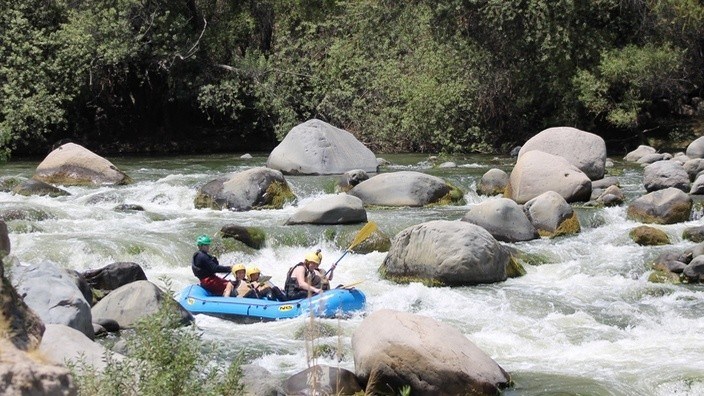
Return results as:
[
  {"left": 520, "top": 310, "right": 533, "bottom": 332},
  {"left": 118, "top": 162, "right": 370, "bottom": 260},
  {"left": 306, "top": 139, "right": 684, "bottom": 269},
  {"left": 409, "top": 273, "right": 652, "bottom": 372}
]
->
[
  {"left": 114, "top": 203, "right": 145, "bottom": 212},
  {"left": 267, "top": 119, "right": 378, "bottom": 175},
  {"left": 240, "top": 153, "right": 253, "bottom": 159},
  {"left": 627, "top": 188, "right": 692, "bottom": 224},
  {"left": 596, "top": 185, "right": 625, "bottom": 207},
  {"left": 40, "top": 324, "right": 124, "bottom": 373},
  {"left": 683, "top": 256, "right": 704, "bottom": 282},
  {"left": 34, "top": 142, "right": 131, "bottom": 185},
  {"left": 683, "top": 158, "right": 704, "bottom": 181},
  {"left": 0, "top": 339, "right": 77, "bottom": 395},
  {"left": 194, "top": 167, "right": 296, "bottom": 211},
  {"left": 509, "top": 146, "right": 522, "bottom": 157},
  {"left": 691, "top": 174, "right": 704, "bottom": 195},
  {"left": 377, "top": 157, "right": 391, "bottom": 166},
  {"left": 91, "top": 280, "right": 193, "bottom": 329},
  {"left": 524, "top": 191, "right": 580, "bottom": 237},
  {"left": 352, "top": 309, "right": 510, "bottom": 395},
  {"left": 220, "top": 225, "right": 266, "bottom": 249},
  {"left": 518, "top": 126, "right": 607, "bottom": 180},
  {"left": 241, "top": 364, "right": 283, "bottom": 396},
  {"left": 438, "top": 161, "right": 457, "bottom": 168},
  {"left": 284, "top": 365, "right": 361, "bottom": 396},
  {"left": 591, "top": 176, "right": 620, "bottom": 189},
  {"left": 625, "top": 145, "right": 657, "bottom": 162},
  {"left": 337, "top": 169, "right": 370, "bottom": 193},
  {"left": 64, "top": 270, "right": 94, "bottom": 306},
  {"left": 286, "top": 194, "right": 367, "bottom": 225},
  {"left": 686, "top": 136, "right": 704, "bottom": 159},
  {"left": 381, "top": 220, "right": 510, "bottom": 285},
  {"left": 507, "top": 150, "right": 592, "bottom": 204},
  {"left": 643, "top": 161, "right": 689, "bottom": 192},
  {"left": 83, "top": 262, "right": 147, "bottom": 292},
  {"left": 461, "top": 198, "right": 539, "bottom": 242},
  {"left": 14, "top": 262, "right": 93, "bottom": 339},
  {"left": 1, "top": 267, "right": 45, "bottom": 351},
  {"left": 477, "top": 168, "right": 509, "bottom": 196},
  {"left": 683, "top": 226, "right": 704, "bottom": 242},
  {"left": 637, "top": 153, "right": 672, "bottom": 165},
  {"left": 349, "top": 171, "right": 462, "bottom": 207},
  {"left": 12, "top": 179, "right": 70, "bottom": 197}
]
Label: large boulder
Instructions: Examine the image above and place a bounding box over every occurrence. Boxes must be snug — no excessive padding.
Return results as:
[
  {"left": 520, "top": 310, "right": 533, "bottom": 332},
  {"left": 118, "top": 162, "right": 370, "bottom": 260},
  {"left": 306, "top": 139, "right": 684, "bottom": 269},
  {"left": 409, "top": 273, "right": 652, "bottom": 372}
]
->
[
  {"left": 91, "top": 280, "right": 193, "bottom": 329},
  {"left": 686, "top": 136, "right": 704, "bottom": 159},
  {"left": 461, "top": 198, "right": 538, "bottom": 242},
  {"left": 39, "top": 324, "right": 125, "bottom": 373},
  {"left": 13, "top": 262, "right": 93, "bottom": 339},
  {"left": 0, "top": 339, "right": 77, "bottom": 396},
  {"left": 267, "top": 119, "right": 378, "bottom": 175},
  {"left": 506, "top": 150, "right": 592, "bottom": 204},
  {"left": 643, "top": 161, "right": 690, "bottom": 192},
  {"left": 194, "top": 167, "right": 296, "bottom": 211},
  {"left": 220, "top": 225, "right": 266, "bottom": 249},
  {"left": 627, "top": 188, "right": 693, "bottom": 224},
  {"left": 683, "top": 158, "right": 704, "bottom": 181},
  {"left": 523, "top": 191, "right": 580, "bottom": 238},
  {"left": 349, "top": 171, "right": 464, "bottom": 207},
  {"left": 286, "top": 194, "right": 367, "bottom": 225},
  {"left": 518, "top": 126, "right": 607, "bottom": 180},
  {"left": 380, "top": 220, "right": 513, "bottom": 286},
  {"left": 352, "top": 309, "right": 510, "bottom": 395},
  {"left": 34, "top": 142, "right": 132, "bottom": 185}
]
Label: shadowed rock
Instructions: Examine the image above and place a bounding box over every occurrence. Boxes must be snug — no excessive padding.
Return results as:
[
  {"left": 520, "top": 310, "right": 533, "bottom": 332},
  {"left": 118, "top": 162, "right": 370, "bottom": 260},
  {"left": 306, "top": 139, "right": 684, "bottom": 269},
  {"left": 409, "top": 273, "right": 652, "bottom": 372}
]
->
[{"left": 194, "top": 167, "right": 296, "bottom": 211}]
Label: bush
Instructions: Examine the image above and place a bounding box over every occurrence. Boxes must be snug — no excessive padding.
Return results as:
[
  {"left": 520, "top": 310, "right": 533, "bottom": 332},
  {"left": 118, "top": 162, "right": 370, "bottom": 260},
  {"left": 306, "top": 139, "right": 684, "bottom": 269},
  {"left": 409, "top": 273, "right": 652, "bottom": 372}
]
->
[{"left": 70, "top": 296, "right": 243, "bottom": 396}]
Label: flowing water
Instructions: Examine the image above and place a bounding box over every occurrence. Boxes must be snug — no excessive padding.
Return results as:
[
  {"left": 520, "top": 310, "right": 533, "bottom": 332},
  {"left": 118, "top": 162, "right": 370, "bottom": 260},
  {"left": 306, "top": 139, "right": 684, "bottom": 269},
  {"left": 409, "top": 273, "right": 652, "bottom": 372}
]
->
[{"left": 2, "top": 153, "right": 704, "bottom": 395}]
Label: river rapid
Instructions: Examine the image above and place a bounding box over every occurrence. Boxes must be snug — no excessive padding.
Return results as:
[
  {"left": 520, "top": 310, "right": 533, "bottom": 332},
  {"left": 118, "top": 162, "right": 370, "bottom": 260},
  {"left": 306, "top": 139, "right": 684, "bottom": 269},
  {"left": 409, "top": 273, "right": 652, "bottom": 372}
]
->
[{"left": 2, "top": 153, "right": 704, "bottom": 395}]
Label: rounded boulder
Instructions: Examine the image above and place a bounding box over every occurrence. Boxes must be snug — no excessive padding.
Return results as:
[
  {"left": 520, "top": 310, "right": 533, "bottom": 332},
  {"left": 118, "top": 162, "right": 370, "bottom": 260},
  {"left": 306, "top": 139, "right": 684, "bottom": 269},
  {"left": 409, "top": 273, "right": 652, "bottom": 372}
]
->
[
  {"left": 349, "top": 171, "right": 463, "bottom": 207},
  {"left": 194, "top": 167, "right": 296, "bottom": 211},
  {"left": 34, "top": 143, "right": 132, "bottom": 185},
  {"left": 286, "top": 194, "right": 367, "bottom": 225}
]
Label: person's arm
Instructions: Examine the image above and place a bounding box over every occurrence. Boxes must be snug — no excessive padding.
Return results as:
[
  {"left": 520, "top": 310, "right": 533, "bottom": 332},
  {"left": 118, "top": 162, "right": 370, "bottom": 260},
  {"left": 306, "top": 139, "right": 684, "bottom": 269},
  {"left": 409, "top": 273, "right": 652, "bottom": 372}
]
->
[
  {"left": 195, "top": 253, "right": 231, "bottom": 275},
  {"left": 293, "top": 266, "right": 322, "bottom": 294}
]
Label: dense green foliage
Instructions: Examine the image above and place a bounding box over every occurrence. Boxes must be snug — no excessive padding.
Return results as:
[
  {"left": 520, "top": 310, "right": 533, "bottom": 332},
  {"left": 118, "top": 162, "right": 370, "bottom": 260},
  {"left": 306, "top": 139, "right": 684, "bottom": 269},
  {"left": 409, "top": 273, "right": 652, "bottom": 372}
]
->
[
  {"left": 1, "top": 0, "right": 703, "bottom": 159},
  {"left": 70, "top": 296, "right": 243, "bottom": 396}
]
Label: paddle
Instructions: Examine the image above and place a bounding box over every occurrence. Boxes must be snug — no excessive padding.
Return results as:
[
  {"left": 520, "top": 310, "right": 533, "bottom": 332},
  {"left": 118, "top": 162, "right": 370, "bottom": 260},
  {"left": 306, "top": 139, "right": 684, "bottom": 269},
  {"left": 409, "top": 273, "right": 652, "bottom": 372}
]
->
[
  {"left": 335, "top": 279, "right": 366, "bottom": 289},
  {"left": 325, "top": 221, "right": 378, "bottom": 277}
]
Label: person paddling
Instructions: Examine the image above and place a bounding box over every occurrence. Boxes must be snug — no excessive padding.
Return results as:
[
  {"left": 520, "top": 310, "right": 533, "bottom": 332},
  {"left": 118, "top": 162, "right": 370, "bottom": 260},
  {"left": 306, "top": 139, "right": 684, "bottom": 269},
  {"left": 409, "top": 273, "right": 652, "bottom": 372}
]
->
[
  {"left": 191, "top": 235, "right": 234, "bottom": 297},
  {"left": 284, "top": 251, "right": 325, "bottom": 300},
  {"left": 246, "top": 267, "right": 286, "bottom": 301}
]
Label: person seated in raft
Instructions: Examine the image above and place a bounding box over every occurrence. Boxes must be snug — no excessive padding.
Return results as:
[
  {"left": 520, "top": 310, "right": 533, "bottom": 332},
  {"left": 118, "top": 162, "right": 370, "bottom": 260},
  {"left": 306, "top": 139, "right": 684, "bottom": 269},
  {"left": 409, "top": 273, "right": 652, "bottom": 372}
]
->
[
  {"left": 246, "top": 267, "right": 286, "bottom": 301},
  {"left": 284, "top": 250, "right": 326, "bottom": 300},
  {"left": 230, "top": 263, "right": 257, "bottom": 298},
  {"left": 191, "top": 235, "right": 234, "bottom": 297},
  {"left": 311, "top": 249, "right": 333, "bottom": 291}
]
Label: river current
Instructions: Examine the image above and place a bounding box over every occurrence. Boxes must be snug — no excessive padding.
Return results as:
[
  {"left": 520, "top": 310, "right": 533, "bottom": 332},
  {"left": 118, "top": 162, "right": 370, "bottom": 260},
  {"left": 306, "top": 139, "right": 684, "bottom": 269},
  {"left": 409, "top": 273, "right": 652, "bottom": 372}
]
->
[{"left": 2, "top": 153, "right": 704, "bottom": 395}]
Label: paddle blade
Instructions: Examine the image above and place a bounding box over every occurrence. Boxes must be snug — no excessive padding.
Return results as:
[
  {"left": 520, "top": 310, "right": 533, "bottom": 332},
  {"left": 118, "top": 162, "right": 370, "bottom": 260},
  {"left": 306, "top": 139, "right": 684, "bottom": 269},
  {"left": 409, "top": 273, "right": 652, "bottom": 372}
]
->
[{"left": 348, "top": 221, "right": 378, "bottom": 251}]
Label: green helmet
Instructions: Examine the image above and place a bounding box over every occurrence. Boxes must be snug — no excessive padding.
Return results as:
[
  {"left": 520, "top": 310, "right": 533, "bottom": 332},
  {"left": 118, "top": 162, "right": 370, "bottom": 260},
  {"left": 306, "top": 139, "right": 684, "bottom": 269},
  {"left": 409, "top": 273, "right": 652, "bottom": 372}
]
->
[{"left": 196, "top": 235, "right": 212, "bottom": 246}]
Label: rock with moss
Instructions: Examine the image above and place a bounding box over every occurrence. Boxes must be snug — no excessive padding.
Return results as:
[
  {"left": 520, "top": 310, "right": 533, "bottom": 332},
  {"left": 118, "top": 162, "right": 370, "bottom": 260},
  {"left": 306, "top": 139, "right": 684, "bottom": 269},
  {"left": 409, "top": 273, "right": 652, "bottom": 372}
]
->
[
  {"left": 34, "top": 142, "right": 132, "bottom": 185},
  {"left": 626, "top": 188, "right": 692, "bottom": 224},
  {"left": 293, "top": 321, "right": 338, "bottom": 340},
  {"left": 648, "top": 269, "right": 681, "bottom": 284},
  {"left": 194, "top": 167, "right": 296, "bottom": 211},
  {"left": 344, "top": 227, "right": 391, "bottom": 254},
  {"left": 381, "top": 220, "right": 511, "bottom": 286},
  {"left": 0, "top": 339, "right": 78, "bottom": 395},
  {"left": 336, "top": 169, "right": 370, "bottom": 193},
  {"left": 12, "top": 179, "right": 70, "bottom": 197},
  {"left": 477, "top": 168, "right": 509, "bottom": 196},
  {"left": 629, "top": 226, "right": 670, "bottom": 246},
  {"left": 0, "top": 207, "right": 53, "bottom": 222},
  {"left": 523, "top": 191, "right": 580, "bottom": 238},
  {"left": 0, "top": 176, "right": 24, "bottom": 192},
  {"left": 352, "top": 309, "right": 510, "bottom": 395},
  {"left": 220, "top": 224, "right": 266, "bottom": 249},
  {"left": 505, "top": 256, "right": 526, "bottom": 278},
  {"left": 683, "top": 226, "right": 704, "bottom": 242},
  {"left": 0, "top": 220, "right": 9, "bottom": 258},
  {"left": 349, "top": 171, "right": 464, "bottom": 207}
]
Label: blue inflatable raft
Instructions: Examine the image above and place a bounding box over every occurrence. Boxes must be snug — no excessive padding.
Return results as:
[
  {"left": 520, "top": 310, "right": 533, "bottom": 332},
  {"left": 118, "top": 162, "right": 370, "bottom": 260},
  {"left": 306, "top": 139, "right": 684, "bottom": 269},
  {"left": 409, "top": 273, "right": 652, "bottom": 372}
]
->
[{"left": 178, "top": 284, "right": 366, "bottom": 321}]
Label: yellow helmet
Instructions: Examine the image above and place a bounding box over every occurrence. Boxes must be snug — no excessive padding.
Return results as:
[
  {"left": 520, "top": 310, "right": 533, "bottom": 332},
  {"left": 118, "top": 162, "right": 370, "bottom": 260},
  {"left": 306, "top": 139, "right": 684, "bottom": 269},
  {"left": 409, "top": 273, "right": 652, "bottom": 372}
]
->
[
  {"left": 305, "top": 251, "right": 322, "bottom": 264},
  {"left": 232, "top": 263, "right": 246, "bottom": 275},
  {"left": 246, "top": 267, "right": 261, "bottom": 278}
]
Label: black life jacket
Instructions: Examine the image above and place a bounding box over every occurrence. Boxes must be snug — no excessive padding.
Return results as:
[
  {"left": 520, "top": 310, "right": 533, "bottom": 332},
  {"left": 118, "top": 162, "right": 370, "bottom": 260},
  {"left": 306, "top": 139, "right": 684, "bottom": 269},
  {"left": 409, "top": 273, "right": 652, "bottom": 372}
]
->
[{"left": 284, "top": 262, "right": 311, "bottom": 295}]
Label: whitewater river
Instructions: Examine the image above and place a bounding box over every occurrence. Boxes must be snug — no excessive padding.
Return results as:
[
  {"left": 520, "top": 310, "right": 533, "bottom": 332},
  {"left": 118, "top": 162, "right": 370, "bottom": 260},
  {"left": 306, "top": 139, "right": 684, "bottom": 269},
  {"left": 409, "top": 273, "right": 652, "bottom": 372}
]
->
[{"left": 2, "top": 153, "right": 704, "bottom": 395}]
